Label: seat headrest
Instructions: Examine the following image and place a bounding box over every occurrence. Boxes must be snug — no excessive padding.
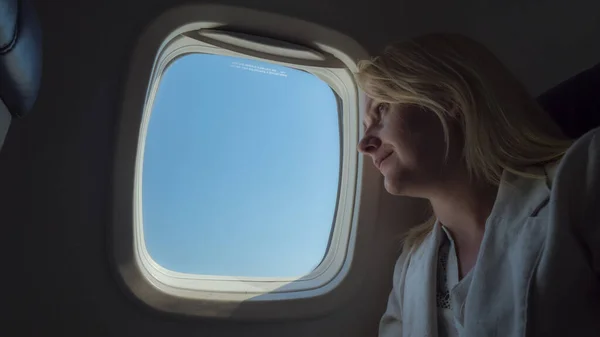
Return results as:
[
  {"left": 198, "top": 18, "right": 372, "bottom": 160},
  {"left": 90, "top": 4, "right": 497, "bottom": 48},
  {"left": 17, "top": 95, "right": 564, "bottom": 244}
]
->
[
  {"left": 0, "top": 0, "right": 42, "bottom": 118},
  {"left": 538, "top": 63, "right": 600, "bottom": 139}
]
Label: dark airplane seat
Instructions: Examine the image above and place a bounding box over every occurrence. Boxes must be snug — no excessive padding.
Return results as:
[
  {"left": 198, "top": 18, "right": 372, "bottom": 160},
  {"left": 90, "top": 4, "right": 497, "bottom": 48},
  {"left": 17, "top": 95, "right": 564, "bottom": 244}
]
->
[
  {"left": 538, "top": 62, "right": 600, "bottom": 139},
  {"left": 0, "top": 0, "right": 42, "bottom": 149}
]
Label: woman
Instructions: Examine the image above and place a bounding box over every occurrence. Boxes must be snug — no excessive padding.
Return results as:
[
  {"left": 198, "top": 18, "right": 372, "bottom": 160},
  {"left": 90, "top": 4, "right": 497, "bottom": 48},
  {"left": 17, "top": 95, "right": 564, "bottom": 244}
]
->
[{"left": 356, "top": 34, "right": 600, "bottom": 337}]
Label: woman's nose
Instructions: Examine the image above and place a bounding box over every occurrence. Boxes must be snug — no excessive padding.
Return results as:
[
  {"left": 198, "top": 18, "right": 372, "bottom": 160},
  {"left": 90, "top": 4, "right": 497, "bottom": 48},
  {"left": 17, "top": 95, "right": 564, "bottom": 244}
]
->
[{"left": 357, "top": 134, "right": 381, "bottom": 154}]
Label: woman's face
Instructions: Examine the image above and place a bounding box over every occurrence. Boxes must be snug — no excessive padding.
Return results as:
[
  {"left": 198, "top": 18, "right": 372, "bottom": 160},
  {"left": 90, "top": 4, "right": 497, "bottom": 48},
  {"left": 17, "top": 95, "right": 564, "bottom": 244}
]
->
[{"left": 357, "top": 96, "right": 459, "bottom": 197}]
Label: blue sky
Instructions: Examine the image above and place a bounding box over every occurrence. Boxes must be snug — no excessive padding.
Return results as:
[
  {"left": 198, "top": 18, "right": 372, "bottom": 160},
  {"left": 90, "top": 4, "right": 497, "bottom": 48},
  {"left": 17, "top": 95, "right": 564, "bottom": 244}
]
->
[{"left": 142, "top": 53, "right": 340, "bottom": 278}]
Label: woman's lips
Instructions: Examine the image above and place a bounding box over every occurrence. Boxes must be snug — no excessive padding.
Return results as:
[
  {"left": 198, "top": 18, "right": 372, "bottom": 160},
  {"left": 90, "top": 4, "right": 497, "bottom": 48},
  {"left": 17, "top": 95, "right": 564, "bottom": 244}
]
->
[{"left": 377, "top": 152, "right": 392, "bottom": 170}]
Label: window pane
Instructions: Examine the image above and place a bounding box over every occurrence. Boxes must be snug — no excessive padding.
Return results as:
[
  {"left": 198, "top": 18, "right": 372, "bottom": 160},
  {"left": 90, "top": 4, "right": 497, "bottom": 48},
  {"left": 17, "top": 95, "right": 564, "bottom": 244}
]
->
[{"left": 141, "top": 54, "right": 341, "bottom": 278}]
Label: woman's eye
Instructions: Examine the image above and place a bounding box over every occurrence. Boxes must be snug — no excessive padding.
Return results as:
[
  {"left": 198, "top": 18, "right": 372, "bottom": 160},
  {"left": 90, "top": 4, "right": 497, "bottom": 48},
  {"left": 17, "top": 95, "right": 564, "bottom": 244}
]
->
[{"left": 377, "top": 103, "right": 389, "bottom": 116}]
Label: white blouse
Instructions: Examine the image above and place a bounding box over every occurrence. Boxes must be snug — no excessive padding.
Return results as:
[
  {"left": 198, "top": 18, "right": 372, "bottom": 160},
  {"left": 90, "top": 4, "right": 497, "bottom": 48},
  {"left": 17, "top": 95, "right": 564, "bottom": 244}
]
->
[{"left": 436, "top": 226, "right": 473, "bottom": 337}]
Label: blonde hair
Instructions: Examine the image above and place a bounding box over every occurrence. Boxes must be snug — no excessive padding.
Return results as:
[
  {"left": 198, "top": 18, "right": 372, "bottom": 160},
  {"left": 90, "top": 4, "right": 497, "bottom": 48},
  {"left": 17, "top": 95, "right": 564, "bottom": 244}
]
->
[{"left": 356, "top": 34, "right": 572, "bottom": 251}]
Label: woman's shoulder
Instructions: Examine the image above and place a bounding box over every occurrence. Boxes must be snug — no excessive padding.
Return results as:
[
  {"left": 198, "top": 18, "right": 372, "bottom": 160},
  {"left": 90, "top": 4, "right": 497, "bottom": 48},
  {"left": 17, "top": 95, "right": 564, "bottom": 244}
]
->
[
  {"left": 555, "top": 127, "right": 600, "bottom": 185},
  {"left": 552, "top": 126, "right": 600, "bottom": 208},
  {"left": 566, "top": 126, "right": 599, "bottom": 160}
]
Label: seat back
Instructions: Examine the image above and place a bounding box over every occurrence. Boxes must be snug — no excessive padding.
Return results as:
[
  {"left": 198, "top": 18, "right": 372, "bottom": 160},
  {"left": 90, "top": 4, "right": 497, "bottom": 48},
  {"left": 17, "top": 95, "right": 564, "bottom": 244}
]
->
[
  {"left": 0, "top": 0, "right": 42, "bottom": 149},
  {"left": 537, "top": 63, "right": 600, "bottom": 139}
]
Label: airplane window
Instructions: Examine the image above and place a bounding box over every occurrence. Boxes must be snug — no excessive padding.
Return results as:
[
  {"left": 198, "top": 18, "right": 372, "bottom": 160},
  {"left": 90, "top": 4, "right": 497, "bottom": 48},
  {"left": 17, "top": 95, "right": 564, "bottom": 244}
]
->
[{"left": 141, "top": 53, "right": 341, "bottom": 278}]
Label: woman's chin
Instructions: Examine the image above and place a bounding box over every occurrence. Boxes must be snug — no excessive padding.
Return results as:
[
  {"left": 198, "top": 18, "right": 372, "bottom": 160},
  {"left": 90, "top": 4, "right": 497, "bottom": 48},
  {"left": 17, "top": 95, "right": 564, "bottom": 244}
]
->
[
  {"left": 383, "top": 173, "right": 422, "bottom": 197},
  {"left": 383, "top": 176, "right": 405, "bottom": 196}
]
